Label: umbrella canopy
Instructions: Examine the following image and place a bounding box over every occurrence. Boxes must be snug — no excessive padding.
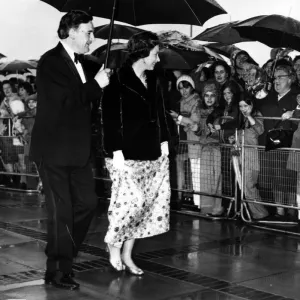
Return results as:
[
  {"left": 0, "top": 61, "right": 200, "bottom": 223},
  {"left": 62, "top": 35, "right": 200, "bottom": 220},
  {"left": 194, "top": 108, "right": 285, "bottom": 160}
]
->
[
  {"left": 203, "top": 42, "right": 243, "bottom": 58},
  {"left": 94, "top": 24, "right": 146, "bottom": 40},
  {"left": 233, "top": 14, "right": 300, "bottom": 51},
  {"left": 158, "top": 30, "right": 223, "bottom": 61},
  {"left": 91, "top": 44, "right": 213, "bottom": 70},
  {"left": 193, "top": 21, "right": 250, "bottom": 44},
  {"left": 0, "top": 59, "right": 38, "bottom": 72},
  {"left": 41, "top": 0, "right": 227, "bottom": 26}
]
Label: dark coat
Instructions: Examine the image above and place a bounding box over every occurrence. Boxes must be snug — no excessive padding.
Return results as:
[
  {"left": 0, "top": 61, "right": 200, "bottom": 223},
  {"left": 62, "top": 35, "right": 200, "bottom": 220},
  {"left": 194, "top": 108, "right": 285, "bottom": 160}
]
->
[
  {"left": 256, "top": 89, "right": 298, "bottom": 146},
  {"left": 30, "top": 42, "right": 102, "bottom": 166},
  {"left": 102, "top": 64, "right": 170, "bottom": 160}
]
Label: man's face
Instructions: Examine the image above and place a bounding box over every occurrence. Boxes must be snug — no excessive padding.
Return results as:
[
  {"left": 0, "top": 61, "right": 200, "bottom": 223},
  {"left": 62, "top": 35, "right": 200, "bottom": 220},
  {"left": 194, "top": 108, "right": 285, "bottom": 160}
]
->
[
  {"left": 71, "top": 22, "right": 95, "bottom": 54},
  {"left": 273, "top": 69, "right": 292, "bottom": 95},
  {"left": 3, "top": 83, "right": 12, "bottom": 97}
]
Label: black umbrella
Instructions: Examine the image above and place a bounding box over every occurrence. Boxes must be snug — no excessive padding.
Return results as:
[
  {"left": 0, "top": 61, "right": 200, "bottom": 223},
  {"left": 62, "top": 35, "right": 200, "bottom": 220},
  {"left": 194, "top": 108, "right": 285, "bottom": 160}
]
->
[
  {"left": 193, "top": 21, "right": 250, "bottom": 44},
  {"left": 233, "top": 14, "right": 300, "bottom": 51},
  {"left": 41, "top": 0, "right": 227, "bottom": 26},
  {"left": 41, "top": 0, "right": 227, "bottom": 67},
  {"left": 94, "top": 24, "right": 146, "bottom": 40},
  {"left": 203, "top": 42, "right": 243, "bottom": 58}
]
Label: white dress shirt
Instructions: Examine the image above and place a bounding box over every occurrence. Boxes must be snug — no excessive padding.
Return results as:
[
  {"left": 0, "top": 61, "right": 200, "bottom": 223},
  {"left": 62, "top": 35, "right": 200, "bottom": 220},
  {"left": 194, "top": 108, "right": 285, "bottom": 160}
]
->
[{"left": 60, "top": 41, "right": 86, "bottom": 83}]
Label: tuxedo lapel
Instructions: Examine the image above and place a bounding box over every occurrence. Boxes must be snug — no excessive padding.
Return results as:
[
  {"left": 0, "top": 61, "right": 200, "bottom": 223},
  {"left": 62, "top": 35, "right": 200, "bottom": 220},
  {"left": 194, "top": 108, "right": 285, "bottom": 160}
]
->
[{"left": 57, "top": 42, "right": 83, "bottom": 83}]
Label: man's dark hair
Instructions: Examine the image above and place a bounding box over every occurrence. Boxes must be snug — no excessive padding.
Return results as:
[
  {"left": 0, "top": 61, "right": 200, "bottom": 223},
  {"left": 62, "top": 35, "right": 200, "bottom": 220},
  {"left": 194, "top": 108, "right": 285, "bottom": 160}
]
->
[
  {"left": 127, "top": 31, "right": 161, "bottom": 64},
  {"left": 57, "top": 10, "right": 93, "bottom": 39},
  {"left": 18, "top": 82, "right": 33, "bottom": 95}
]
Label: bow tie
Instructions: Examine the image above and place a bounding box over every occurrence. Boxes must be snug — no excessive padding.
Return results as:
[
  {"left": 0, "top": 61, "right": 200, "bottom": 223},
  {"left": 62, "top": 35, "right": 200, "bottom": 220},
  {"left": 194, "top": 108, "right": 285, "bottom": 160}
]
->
[{"left": 74, "top": 53, "right": 84, "bottom": 64}]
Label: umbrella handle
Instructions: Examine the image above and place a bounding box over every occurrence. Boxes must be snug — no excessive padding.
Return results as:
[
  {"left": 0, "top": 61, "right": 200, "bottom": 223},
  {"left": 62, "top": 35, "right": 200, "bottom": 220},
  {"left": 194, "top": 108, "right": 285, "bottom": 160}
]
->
[{"left": 104, "top": 0, "right": 118, "bottom": 69}]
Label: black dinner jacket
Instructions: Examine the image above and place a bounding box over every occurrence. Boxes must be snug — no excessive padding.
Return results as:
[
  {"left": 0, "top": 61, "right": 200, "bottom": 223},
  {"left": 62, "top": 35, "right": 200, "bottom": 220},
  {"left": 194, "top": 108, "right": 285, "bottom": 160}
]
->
[{"left": 30, "top": 42, "right": 102, "bottom": 166}]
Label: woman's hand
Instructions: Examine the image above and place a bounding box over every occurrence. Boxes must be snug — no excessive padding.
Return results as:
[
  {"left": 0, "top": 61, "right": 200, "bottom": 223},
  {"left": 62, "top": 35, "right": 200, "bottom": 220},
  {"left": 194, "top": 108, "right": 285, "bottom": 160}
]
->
[
  {"left": 188, "top": 123, "right": 198, "bottom": 132},
  {"left": 113, "top": 150, "right": 125, "bottom": 170}
]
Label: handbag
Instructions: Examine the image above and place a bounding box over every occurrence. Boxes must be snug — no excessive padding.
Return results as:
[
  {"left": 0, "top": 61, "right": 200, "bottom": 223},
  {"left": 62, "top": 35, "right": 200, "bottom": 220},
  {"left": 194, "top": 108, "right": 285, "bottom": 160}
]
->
[{"left": 265, "top": 120, "right": 294, "bottom": 151}]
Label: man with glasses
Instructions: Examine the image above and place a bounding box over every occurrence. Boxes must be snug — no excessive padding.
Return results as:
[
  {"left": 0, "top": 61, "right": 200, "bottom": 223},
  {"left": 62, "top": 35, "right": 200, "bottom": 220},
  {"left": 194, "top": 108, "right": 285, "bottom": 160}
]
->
[
  {"left": 31, "top": 10, "right": 111, "bottom": 290},
  {"left": 257, "top": 64, "right": 298, "bottom": 220}
]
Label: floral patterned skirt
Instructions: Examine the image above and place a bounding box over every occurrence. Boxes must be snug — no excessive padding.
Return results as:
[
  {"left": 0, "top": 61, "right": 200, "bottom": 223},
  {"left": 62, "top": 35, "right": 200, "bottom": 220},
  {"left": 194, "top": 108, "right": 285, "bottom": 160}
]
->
[{"left": 104, "top": 155, "right": 170, "bottom": 248}]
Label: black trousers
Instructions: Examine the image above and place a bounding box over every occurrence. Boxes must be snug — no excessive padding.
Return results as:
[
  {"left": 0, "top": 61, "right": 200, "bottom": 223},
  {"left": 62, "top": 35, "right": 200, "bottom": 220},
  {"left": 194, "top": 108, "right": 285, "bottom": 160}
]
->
[{"left": 38, "top": 161, "right": 98, "bottom": 273}]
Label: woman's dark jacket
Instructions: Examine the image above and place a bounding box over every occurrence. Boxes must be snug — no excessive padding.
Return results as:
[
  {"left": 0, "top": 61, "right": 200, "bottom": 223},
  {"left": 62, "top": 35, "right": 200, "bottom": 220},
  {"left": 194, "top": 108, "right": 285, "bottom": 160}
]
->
[{"left": 102, "top": 65, "right": 170, "bottom": 160}]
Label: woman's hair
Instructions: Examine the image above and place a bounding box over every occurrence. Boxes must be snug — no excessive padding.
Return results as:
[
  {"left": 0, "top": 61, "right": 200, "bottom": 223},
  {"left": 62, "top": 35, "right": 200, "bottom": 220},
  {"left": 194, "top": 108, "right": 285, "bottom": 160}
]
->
[
  {"left": 18, "top": 82, "right": 33, "bottom": 96},
  {"left": 238, "top": 95, "right": 259, "bottom": 129},
  {"left": 210, "top": 60, "right": 231, "bottom": 78},
  {"left": 220, "top": 80, "right": 240, "bottom": 113},
  {"left": 200, "top": 67, "right": 210, "bottom": 81},
  {"left": 57, "top": 10, "right": 93, "bottom": 39},
  {"left": 127, "top": 31, "right": 161, "bottom": 64}
]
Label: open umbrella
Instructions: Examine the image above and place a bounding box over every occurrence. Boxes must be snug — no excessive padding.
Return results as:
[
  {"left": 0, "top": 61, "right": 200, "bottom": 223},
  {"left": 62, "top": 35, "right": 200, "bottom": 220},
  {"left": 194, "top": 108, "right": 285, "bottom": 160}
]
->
[
  {"left": 193, "top": 21, "right": 250, "bottom": 44},
  {"left": 233, "top": 14, "right": 300, "bottom": 51},
  {"left": 41, "top": 0, "right": 227, "bottom": 67},
  {"left": 41, "top": 0, "right": 227, "bottom": 26},
  {"left": 203, "top": 42, "right": 242, "bottom": 58},
  {"left": 94, "top": 24, "right": 146, "bottom": 40},
  {"left": 0, "top": 59, "right": 38, "bottom": 72}
]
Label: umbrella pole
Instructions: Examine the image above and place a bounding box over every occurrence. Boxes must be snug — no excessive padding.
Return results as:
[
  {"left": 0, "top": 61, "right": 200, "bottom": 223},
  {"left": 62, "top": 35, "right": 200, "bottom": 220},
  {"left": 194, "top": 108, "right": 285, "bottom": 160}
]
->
[{"left": 104, "top": 0, "right": 117, "bottom": 68}]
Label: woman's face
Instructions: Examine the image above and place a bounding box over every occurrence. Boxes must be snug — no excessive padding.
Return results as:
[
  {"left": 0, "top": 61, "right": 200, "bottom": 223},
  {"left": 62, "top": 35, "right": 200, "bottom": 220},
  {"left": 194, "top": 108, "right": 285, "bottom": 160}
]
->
[
  {"left": 239, "top": 100, "right": 252, "bottom": 115},
  {"left": 28, "top": 100, "right": 37, "bottom": 109},
  {"left": 247, "top": 68, "right": 257, "bottom": 86},
  {"left": 199, "top": 70, "right": 207, "bottom": 82},
  {"left": 204, "top": 92, "right": 216, "bottom": 107},
  {"left": 143, "top": 45, "right": 160, "bottom": 70},
  {"left": 178, "top": 82, "right": 193, "bottom": 98},
  {"left": 214, "top": 65, "right": 228, "bottom": 84},
  {"left": 236, "top": 53, "right": 249, "bottom": 68},
  {"left": 18, "top": 87, "right": 28, "bottom": 100},
  {"left": 223, "top": 87, "right": 233, "bottom": 104},
  {"left": 293, "top": 58, "right": 300, "bottom": 80},
  {"left": 264, "top": 61, "right": 273, "bottom": 78}
]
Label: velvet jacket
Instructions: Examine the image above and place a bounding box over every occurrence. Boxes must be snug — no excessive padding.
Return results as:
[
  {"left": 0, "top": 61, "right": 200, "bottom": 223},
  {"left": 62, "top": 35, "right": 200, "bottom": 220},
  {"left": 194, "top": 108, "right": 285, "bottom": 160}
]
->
[
  {"left": 102, "top": 64, "right": 170, "bottom": 160},
  {"left": 30, "top": 42, "right": 103, "bottom": 166}
]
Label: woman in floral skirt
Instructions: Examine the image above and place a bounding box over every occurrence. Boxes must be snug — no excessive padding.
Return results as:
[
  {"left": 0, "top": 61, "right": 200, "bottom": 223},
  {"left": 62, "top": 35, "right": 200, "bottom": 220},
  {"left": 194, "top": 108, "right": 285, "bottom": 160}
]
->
[{"left": 102, "top": 31, "right": 171, "bottom": 275}]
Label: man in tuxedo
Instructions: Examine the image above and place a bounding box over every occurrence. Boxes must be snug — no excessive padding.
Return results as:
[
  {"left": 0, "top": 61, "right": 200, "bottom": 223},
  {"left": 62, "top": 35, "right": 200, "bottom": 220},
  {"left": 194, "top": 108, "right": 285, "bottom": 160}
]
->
[{"left": 30, "top": 10, "right": 111, "bottom": 290}]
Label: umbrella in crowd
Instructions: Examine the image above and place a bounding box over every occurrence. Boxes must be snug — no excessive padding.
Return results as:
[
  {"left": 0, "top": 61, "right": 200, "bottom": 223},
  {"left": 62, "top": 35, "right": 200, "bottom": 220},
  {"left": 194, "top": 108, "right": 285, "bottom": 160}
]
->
[
  {"left": 193, "top": 21, "right": 250, "bottom": 44},
  {"left": 233, "top": 14, "right": 300, "bottom": 51},
  {"left": 94, "top": 24, "right": 146, "bottom": 40},
  {"left": 203, "top": 42, "right": 243, "bottom": 58},
  {"left": 41, "top": 0, "right": 227, "bottom": 26},
  {"left": 0, "top": 53, "right": 6, "bottom": 59},
  {"left": 158, "top": 30, "right": 223, "bottom": 61},
  {"left": 0, "top": 59, "right": 38, "bottom": 72}
]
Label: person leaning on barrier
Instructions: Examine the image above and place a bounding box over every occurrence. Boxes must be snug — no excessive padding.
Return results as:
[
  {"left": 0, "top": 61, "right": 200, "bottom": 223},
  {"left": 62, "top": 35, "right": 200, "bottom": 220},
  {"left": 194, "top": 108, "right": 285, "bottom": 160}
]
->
[
  {"left": 236, "top": 96, "right": 269, "bottom": 220},
  {"left": 30, "top": 10, "right": 111, "bottom": 290},
  {"left": 256, "top": 64, "right": 298, "bottom": 220},
  {"left": 169, "top": 75, "right": 202, "bottom": 209}
]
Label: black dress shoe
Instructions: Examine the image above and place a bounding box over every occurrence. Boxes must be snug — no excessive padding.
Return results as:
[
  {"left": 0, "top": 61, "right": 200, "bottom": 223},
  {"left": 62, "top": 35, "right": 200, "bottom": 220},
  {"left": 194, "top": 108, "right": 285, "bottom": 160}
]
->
[{"left": 44, "top": 272, "right": 80, "bottom": 290}]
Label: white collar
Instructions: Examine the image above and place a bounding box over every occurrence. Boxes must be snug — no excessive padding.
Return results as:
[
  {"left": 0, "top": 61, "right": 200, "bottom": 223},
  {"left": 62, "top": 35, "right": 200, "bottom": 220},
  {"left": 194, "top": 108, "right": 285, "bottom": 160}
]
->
[{"left": 278, "top": 89, "right": 291, "bottom": 100}]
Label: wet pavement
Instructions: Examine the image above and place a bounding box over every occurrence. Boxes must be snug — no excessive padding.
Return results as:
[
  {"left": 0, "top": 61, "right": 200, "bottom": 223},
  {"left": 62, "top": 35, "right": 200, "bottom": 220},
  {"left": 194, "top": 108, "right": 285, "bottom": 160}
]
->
[{"left": 0, "top": 190, "right": 300, "bottom": 299}]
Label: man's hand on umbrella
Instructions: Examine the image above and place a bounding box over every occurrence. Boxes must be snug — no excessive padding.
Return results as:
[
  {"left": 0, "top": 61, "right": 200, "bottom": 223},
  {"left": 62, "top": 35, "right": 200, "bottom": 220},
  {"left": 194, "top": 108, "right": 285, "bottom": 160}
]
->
[{"left": 95, "top": 64, "right": 112, "bottom": 89}]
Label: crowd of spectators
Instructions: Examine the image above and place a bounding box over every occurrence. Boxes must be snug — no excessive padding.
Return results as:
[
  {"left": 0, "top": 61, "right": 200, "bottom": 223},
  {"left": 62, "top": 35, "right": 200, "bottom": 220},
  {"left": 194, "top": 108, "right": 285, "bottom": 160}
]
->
[
  {"left": 0, "top": 75, "right": 37, "bottom": 189},
  {"left": 1, "top": 47, "right": 300, "bottom": 222}
]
